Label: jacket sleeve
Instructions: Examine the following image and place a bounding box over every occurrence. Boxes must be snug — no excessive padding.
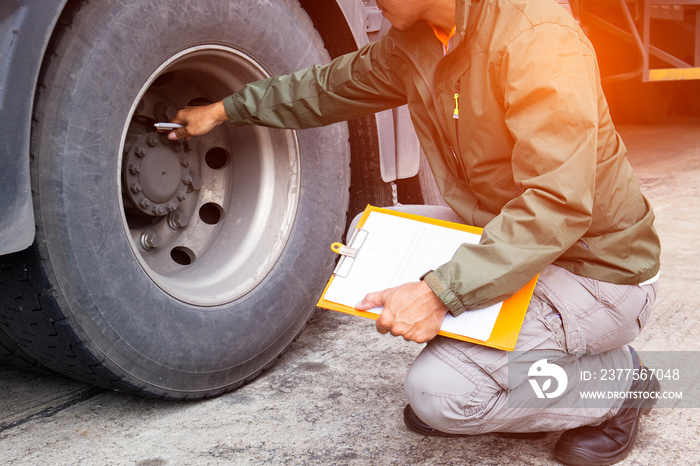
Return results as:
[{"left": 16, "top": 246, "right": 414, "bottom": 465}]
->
[
  {"left": 223, "top": 36, "right": 408, "bottom": 129},
  {"left": 430, "top": 23, "right": 600, "bottom": 316}
]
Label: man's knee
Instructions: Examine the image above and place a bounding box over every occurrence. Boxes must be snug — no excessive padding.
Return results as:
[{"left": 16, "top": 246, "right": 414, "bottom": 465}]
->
[{"left": 404, "top": 343, "right": 500, "bottom": 433}]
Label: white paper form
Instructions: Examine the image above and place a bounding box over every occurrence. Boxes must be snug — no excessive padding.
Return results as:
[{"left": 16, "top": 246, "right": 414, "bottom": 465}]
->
[{"left": 324, "top": 211, "right": 503, "bottom": 342}]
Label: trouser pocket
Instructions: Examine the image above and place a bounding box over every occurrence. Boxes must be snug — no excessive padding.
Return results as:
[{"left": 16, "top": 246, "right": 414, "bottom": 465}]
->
[{"left": 534, "top": 265, "right": 657, "bottom": 353}]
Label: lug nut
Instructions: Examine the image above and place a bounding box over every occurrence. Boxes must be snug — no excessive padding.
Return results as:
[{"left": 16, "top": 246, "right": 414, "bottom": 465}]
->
[
  {"left": 129, "top": 183, "right": 143, "bottom": 194},
  {"left": 140, "top": 230, "right": 161, "bottom": 251},
  {"left": 138, "top": 199, "right": 151, "bottom": 209},
  {"left": 174, "top": 141, "right": 184, "bottom": 153},
  {"left": 135, "top": 147, "right": 147, "bottom": 158},
  {"left": 186, "top": 176, "right": 202, "bottom": 193},
  {"left": 147, "top": 135, "right": 160, "bottom": 147},
  {"left": 180, "top": 157, "right": 191, "bottom": 168},
  {"left": 176, "top": 191, "right": 187, "bottom": 202},
  {"left": 128, "top": 164, "right": 141, "bottom": 175},
  {"left": 168, "top": 211, "right": 190, "bottom": 229}
]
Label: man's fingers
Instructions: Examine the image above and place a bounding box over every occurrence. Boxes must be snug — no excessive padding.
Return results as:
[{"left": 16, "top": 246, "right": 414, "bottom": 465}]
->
[
  {"left": 377, "top": 320, "right": 400, "bottom": 336},
  {"left": 375, "top": 310, "right": 391, "bottom": 334},
  {"left": 354, "top": 283, "right": 445, "bottom": 342},
  {"left": 168, "top": 128, "right": 189, "bottom": 141},
  {"left": 355, "top": 291, "right": 385, "bottom": 310}
]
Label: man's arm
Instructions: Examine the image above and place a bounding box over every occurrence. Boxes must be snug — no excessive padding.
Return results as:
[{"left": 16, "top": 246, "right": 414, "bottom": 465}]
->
[
  {"left": 168, "top": 36, "right": 408, "bottom": 139},
  {"left": 222, "top": 38, "right": 408, "bottom": 129}
]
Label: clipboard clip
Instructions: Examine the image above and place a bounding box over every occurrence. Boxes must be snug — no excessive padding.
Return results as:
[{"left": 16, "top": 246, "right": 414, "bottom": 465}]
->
[
  {"left": 331, "top": 242, "right": 358, "bottom": 258},
  {"left": 331, "top": 228, "right": 369, "bottom": 278}
]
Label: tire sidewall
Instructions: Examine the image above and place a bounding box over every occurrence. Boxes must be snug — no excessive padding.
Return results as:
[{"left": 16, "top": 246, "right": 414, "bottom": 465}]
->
[{"left": 34, "top": 0, "right": 349, "bottom": 394}]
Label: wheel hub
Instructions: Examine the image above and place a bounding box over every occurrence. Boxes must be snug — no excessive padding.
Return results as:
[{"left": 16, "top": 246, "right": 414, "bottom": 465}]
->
[
  {"left": 120, "top": 45, "right": 301, "bottom": 306},
  {"left": 123, "top": 133, "right": 200, "bottom": 216}
]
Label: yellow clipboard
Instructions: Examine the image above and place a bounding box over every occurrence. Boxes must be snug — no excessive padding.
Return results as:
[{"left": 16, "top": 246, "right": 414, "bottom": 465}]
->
[{"left": 316, "top": 205, "right": 538, "bottom": 351}]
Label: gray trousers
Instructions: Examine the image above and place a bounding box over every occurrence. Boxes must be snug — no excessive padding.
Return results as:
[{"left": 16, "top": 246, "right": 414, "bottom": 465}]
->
[{"left": 351, "top": 205, "right": 657, "bottom": 434}]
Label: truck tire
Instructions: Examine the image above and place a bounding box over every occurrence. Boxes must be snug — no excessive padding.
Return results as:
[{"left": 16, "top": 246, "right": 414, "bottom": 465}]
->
[
  {"left": 0, "top": 0, "right": 350, "bottom": 398},
  {"left": 0, "top": 326, "right": 49, "bottom": 374}
]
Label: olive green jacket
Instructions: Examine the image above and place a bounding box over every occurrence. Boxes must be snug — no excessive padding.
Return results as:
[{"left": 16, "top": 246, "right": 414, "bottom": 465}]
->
[{"left": 223, "top": 0, "right": 661, "bottom": 316}]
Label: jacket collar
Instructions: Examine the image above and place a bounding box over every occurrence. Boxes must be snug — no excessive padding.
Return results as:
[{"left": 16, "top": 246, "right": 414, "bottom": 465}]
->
[
  {"left": 452, "top": 0, "right": 480, "bottom": 51},
  {"left": 455, "top": 0, "right": 472, "bottom": 35},
  {"left": 383, "top": 0, "right": 481, "bottom": 86}
]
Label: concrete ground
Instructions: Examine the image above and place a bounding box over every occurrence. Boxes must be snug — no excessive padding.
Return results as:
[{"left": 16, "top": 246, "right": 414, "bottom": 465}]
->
[{"left": 1, "top": 116, "right": 699, "bottom": 465}]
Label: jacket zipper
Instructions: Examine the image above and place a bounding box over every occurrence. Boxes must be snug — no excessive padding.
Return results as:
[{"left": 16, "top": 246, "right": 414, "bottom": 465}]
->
[
  {"left": 391, "top": 40, "right": 464, "bottom": 176},
  {"left": 451, "top": 80, "right": 464, "bottom": 172}
]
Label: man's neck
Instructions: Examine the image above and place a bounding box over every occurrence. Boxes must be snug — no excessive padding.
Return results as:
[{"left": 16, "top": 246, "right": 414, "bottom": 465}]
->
[{"left": 423, "top": 0, "right": 457, "bottom": 31}]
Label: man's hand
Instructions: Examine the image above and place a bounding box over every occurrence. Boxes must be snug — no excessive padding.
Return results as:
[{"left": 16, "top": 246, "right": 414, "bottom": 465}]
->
[
  {"left": 355, "top": 281, "right": 449, "bottom": 343},
  {"left": 163, "top": 101, "right": 228, "bottom": 140}
]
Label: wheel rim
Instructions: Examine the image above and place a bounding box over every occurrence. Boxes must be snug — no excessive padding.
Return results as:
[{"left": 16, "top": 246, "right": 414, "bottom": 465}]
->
[{"left": 119, "top": 45, "right": 300, "bottom": 306}]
